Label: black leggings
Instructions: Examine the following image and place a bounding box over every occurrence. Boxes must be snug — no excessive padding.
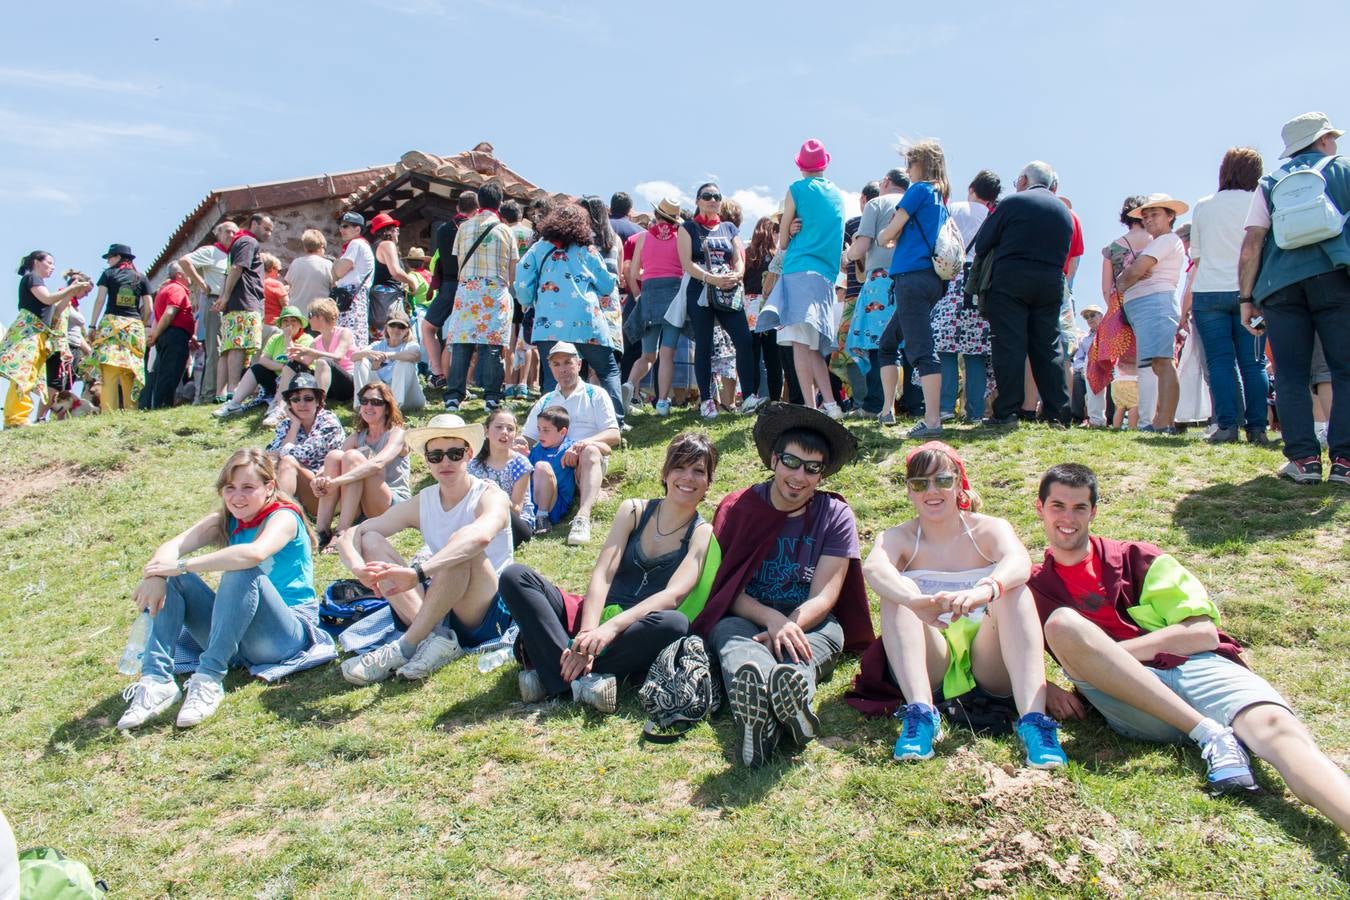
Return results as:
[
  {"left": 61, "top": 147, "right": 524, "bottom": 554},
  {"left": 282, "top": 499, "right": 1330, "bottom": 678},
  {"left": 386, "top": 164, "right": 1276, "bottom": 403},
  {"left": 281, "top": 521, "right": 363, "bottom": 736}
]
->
[
  {"left": 748, "top": 330, "right": 783, "bottom": 401},
  {"left": 686, "top": 286, "right": 757, "bottom": 403},
  {"left": 510, "top": 509, "right": 533, "bottom": 548},
  {"left": 498, "top": 563, "right": 688, "bottom": 696}
]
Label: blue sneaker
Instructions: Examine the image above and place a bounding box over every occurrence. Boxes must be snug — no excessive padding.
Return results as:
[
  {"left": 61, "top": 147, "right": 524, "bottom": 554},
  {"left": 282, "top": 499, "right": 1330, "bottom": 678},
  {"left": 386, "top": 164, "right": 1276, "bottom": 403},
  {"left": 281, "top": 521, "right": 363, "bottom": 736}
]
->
[
  {"left": 1016, "top": 711, "right": 1068, "bottom": 769},
  {"left": 893, "top": 703, "right": 942, "bottom": 761},
  {"left": 444, "top": 398, "right": 461, "bottom": 412},
  {"left": 1199, "top": 727, "right": 1257, "bottom": 794}
]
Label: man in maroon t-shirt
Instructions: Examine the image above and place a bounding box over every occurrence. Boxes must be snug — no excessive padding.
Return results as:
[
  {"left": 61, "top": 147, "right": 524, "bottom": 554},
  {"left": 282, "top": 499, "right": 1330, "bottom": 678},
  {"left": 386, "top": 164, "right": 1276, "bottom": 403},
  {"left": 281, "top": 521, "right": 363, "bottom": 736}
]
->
[
  {"left": 1027, "top": 463, "right": 1349, "bottom": 831},
  {"left": 145, "top": 271, "right": 197, "bottom": 409}
]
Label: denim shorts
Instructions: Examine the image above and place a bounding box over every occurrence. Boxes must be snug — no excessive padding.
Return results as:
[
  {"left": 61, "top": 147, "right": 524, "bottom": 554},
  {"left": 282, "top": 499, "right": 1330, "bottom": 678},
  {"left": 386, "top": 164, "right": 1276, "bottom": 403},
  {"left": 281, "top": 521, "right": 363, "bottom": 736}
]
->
[
  {"left": 1070, "top": 652, "right": 1288, "bottom": 744},
  {"left": 1122, "top": 291, "right": 1179, "bottom": 365},
  {"left": 644, "top": 322, "right": 683, "bottom": 354},
  {"left": 447, "top": 594, "right": 513, "bottom": 649}
]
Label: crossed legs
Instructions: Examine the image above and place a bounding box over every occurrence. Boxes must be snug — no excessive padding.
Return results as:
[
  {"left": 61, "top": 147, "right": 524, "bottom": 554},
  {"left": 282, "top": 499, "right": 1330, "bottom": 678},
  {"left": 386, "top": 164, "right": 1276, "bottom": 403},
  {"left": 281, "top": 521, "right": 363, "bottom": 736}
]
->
[{"left": 357, "top": 529, "right": 498, "bottom": 646}]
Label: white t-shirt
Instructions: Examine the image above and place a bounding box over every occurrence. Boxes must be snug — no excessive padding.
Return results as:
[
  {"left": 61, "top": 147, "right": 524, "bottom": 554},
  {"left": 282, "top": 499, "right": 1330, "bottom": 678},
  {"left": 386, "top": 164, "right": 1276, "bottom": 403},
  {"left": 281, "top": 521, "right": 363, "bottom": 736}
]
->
[
  {"left": 946, "top": 200, "right": 989, "bottom": 249},
  {"left": 1244, "top": 187, "right": 1272, "bottom": 229},
  {"left": 1190, "top": 190, "right": 1253, "bottom": 293},
  {"left": 522, "top": 382, "right": 618, "bottom": 443},
  {"left": 183, "top": 243, "right": 230, "bottom": 295},
  {"left": 336, "top": 239, "right": 374, "bottom": 289},
  {"left": 1123, "top": 232, "right": 1186, "bottom": 302}
]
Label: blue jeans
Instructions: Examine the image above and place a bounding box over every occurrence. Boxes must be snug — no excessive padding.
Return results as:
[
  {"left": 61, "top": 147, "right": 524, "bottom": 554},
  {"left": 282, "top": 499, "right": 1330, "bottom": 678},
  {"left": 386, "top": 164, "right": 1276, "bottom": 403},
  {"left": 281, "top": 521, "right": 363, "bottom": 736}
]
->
[
  {"left": 939, "top": 352, "right": 988, "bottom": 419},
  {"left": 845, "top": 352, "right": 884, "bottom": 414},
  {"left": 1262, "top": 268, "right": 1350, "bottom": 461},
  {"left": 535, "top": 338, "right": 626, "bottom": 428},
  {"left": 1191, "top": 291, "right": 1268, "bottom": 430},
  {"left": 446, "top": 343, "right": 504, "bottom": 404},
  {"left": 142, "top": 570, "right": 309, "bottom": 682}
]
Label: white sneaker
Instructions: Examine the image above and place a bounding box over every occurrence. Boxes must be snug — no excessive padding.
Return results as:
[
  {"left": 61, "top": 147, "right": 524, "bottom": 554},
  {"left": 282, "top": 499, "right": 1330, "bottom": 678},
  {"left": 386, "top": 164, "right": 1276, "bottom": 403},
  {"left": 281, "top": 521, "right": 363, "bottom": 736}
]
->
[
  {"left": 621, "top": 381, "right": 634, "bottom": 415},
  {"left": 519, "top": 669, "right": 546, "bottom": 703},
  {"left": 261, "top": 406, "right": 283, "bottom": 428},
  {"left": 572, "top": 673, "right": 618, "bottom": 713},
  {"left": 700, "top": 399, "right": 719, "bottom": 420},
  {"left": 117, "top": 677, "right": 181, "bottom": 730},
  {"left": 566, "top": 515, "right": 593, "bottom": 546},
  {"left": 341, "top": 642, "right": 409, "bottom": 685},
  {"left": 213, "top": 401, "right": 243, "bottom": 419},
  {"left": 740, "top": 394, "right": 767, "bottom": 415},
  {"left": 821, "top": 402, "right": 844, "bottom": 421},
  {"left": 175, "top": 674, "right": 224, "bottom": 728},
  {"left": 396, "top": 632, "right": 464, "bottom": 680}
]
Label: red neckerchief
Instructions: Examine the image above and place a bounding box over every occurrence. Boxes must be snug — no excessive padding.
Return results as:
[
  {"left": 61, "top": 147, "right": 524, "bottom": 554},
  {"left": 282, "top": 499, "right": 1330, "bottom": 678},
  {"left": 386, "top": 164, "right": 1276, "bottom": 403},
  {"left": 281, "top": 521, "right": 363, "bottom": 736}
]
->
[
  {"left": 984, "top": 201, "right": 997, "bottom": 214},
  {"left": 648, "top": 221, "right": 678, "bottom": 240},
  {"left": 116, "top": 261, "right": 135, "bottom": 271},
  {"left": 341, "top": 235, "right": 370, "bottom": 254},
  {"left": 230, "top": 498, "right": 303, "bottom": 535},
  {"left": 454, "top": 212, "right": 472, "bottom": 223},
  {"left": 693, "top": 213, "right": 721, "bottom": 229},
  {"left": 228, "top": 229, "right": 256, "bottom": 250},
  {"left": 213, "top": 242, "right": 229, "bottom": 253},
  {"left": 905, "top": 440, "right": 973, "bottom": 510}
]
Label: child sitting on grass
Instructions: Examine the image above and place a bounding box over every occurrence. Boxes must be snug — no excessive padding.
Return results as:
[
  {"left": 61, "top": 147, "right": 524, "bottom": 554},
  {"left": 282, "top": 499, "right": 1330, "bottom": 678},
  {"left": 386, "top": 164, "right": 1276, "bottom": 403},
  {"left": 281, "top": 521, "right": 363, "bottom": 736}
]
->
[{"left": 528, "top": 405, "right": 575, "bottom": 536}]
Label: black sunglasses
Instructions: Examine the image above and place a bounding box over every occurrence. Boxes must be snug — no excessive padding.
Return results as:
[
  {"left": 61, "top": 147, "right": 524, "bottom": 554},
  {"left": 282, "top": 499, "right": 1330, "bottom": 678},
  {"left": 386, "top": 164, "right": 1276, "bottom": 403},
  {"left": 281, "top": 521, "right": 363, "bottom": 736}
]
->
[
  {"left": 359, "top": 396, "right": 387, "bottom": 407},
  {"left": 425, "top": 446, "right": 468, "bottom": 463},
  {"left": 699, "top": 191, "right": 722, "bottom": 202},
  {"left": 776, "top": 451, "right": 825, "bottom": 476},
  {"left": 906, "top": 473, "right": 958, "bottom": 492},
  {"left": 287, "top": 393, "right": 318, "bottom": 403},
  {"left": 386, "top": 322, "right": 409, "bottom": 330}
]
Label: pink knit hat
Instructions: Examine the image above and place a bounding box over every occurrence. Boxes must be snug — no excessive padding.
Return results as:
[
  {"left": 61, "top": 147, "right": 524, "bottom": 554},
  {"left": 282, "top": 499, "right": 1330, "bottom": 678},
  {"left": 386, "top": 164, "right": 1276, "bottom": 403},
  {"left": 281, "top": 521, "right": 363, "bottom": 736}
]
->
[{"left": 795, "top": 139, "right": 830, "bottom": 172}]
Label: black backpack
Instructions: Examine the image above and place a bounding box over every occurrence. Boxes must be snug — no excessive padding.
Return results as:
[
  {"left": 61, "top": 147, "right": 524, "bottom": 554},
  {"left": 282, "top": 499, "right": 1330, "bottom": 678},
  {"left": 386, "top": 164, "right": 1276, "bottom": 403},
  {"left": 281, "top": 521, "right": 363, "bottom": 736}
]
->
[{"left": 638, "top": 636, "right": 721, "bottom": 742}]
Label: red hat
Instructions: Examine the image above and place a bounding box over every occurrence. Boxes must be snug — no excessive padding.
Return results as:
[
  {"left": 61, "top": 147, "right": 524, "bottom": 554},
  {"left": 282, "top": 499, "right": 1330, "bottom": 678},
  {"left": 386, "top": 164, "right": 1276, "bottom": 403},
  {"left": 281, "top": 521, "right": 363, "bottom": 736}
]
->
[
  {"left": 368, "top": 212, "right": 400, "bottom": 233},
  {"left": 905, "top": 440, "right": 973, "bottom": 510},
  {"left": 794, "top": 138, "right": 831, "bottom": 172}
]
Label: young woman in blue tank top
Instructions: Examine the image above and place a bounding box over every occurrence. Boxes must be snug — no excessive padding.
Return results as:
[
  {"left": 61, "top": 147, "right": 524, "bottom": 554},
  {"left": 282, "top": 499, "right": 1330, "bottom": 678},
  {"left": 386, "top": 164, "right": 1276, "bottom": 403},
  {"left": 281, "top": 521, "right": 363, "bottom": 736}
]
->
[
  {"left": 118, "top": 449, "right": 326, "bottom": 731},
  {"left": 499, "top": 433, "right": 719, "bottom": 712}
]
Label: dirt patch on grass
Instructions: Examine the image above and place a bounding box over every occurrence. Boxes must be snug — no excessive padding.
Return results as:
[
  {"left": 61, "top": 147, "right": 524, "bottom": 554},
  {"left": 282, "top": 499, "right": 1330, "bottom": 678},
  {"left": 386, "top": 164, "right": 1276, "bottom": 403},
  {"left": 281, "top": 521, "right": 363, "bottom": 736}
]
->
[
  {"left": 0, "top": 460, "right": 124, "bottom": 511},
  {"left": 944, "top": 748, "right": 1133, "bottom": 896}
]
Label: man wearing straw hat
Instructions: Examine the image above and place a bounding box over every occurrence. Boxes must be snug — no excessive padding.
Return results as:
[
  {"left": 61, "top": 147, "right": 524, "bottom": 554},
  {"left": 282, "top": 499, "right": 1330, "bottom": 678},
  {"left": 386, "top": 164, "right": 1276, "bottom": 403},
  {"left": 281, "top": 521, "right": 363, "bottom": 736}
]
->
[
  {"left": 1238, "top": 111, "right": 1350, "bottom": 485},
  {"left": 336, "top": 413, "right": 514, "bottom": 684}
]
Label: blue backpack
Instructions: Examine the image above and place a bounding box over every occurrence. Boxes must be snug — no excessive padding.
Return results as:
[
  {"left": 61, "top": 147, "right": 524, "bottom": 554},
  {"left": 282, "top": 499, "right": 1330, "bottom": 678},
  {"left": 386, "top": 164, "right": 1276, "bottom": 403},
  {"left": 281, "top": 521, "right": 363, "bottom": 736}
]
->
[{"left": 319, "top": 579, "right": 388, "bottom": 636}]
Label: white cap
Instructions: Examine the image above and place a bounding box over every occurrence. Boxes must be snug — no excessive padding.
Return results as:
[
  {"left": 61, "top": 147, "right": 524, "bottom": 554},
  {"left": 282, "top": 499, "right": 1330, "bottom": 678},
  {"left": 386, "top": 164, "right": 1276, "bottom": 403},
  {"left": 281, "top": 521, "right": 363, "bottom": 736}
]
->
[{"left": 548, "top": 341, "right": 580, "bottom": 358}]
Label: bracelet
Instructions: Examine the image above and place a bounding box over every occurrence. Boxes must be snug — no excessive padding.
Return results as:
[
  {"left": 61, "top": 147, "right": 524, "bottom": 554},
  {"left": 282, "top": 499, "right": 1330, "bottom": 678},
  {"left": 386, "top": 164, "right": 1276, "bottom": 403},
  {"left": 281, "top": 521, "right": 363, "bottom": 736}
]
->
[
  {"left": 413, "top": 562, "right": 429, "bottom": 587},
  {"left": 976, "top": 576, "right": 1003, "bottom": 601}
]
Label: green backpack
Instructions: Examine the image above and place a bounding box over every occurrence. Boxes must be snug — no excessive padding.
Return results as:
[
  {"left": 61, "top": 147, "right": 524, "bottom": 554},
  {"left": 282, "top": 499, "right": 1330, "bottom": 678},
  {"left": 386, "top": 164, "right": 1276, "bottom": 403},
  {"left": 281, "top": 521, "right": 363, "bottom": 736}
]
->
[{"left": 18, "top": 848, "right": 107, "bottom": 899}]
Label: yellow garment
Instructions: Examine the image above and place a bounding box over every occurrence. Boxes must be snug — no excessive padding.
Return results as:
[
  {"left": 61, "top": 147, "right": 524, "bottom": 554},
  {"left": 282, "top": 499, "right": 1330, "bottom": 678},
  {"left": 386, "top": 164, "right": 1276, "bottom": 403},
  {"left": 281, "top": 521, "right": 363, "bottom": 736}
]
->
[
  {"left": 3, "top": 332, "right": 48, "bottom": 426},
  {"left": 101, "top": 365, "right": 136, "bottom": 412}
]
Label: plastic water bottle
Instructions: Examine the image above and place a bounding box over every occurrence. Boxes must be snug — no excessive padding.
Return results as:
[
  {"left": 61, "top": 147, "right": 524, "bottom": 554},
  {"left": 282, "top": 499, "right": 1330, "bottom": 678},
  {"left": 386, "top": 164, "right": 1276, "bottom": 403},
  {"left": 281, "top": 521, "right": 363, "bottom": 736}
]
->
[
  {"left": 477, "top": 646, "right": 514, "bottom": 673},
  {"left": 117, "top": 612, "right": 151, "bottom": 676}
]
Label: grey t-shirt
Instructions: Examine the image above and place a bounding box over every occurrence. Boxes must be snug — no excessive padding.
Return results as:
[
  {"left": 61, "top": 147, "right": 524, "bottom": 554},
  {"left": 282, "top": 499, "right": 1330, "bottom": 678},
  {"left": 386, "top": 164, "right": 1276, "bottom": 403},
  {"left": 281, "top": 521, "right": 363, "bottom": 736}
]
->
[
  {"left": 285, "top": 254, "right": 334, "bottom": 315},
  {"left": 857, "top": 192, "right": 906, "bottom": 274}
]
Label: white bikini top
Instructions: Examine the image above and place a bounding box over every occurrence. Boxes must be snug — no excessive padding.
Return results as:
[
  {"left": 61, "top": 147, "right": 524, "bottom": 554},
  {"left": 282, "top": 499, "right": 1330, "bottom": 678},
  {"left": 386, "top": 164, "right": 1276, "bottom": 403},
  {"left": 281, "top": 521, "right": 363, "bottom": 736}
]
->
[{"left": 901, "top": 514, "right": 998, "bottom": 625}]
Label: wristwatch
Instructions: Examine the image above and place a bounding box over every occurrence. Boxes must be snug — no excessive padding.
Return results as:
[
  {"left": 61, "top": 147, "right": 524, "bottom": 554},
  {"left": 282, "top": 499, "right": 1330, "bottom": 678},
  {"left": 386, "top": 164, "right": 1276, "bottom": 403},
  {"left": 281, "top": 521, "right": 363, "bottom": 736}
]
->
[
  {"left": 1237, "top": 295, "right": 1254, "bottom": 304},
  {"left": 176, "top": 559, "right": 188, "bottom": 576},
  {"left": 413, "top": 562, "right": 429, "bottom": 587}
]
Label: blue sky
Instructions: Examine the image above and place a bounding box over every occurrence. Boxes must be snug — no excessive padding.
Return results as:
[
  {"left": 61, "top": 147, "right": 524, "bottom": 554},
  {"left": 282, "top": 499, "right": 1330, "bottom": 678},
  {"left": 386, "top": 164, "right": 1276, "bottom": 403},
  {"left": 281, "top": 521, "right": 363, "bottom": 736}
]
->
[{"left": 2, "top": 0, "right": 1347, "bottom": 327}]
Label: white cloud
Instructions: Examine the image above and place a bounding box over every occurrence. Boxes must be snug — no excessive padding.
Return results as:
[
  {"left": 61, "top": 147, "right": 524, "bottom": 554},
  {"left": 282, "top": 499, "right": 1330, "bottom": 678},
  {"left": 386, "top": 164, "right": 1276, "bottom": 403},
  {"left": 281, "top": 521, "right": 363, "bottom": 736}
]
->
[
  {"left": 0, "top": 66, "right": 158, "bottom": 96},
  {"left": 633, "top": 180, "right": 691, "bottom": 210},
  {"left": 728, "top": 187, "right": 777, "bottom": 223},
  {"left": 0, "top": 109, "right": 200, "bottom": 151},
  {"left": 0, "top": 183, "right": 80, "bottom": 213}
]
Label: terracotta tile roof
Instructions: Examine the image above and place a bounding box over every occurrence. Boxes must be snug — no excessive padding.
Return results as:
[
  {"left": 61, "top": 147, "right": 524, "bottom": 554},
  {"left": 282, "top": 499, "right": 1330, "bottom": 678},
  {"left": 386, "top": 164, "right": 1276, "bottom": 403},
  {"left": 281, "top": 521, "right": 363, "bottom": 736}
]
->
[{"left": 340, "top": 148, "right": 567, "bottom": 214}]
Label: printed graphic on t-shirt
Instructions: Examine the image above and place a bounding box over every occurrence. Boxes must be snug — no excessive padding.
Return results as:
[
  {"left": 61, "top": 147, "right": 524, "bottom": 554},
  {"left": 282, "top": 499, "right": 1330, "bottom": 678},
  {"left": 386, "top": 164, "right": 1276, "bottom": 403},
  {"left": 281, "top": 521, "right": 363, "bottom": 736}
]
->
[{"left": 750, "top": 534, "right": 816, "bottom": 610}]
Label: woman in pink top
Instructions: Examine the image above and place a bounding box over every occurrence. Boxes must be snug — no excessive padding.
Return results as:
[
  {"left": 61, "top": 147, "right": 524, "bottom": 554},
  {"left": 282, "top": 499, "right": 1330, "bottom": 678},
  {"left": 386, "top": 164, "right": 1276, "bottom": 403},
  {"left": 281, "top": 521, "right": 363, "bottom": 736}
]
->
[
  {"left": 623, "top": 198, "right": 687, "bottom": 413},
  {"left": 1116, "top": 194, "right": 1189, "bottom": 433},
  {"left": 268, "top": 297, "right": 355, "bottom": 426}
]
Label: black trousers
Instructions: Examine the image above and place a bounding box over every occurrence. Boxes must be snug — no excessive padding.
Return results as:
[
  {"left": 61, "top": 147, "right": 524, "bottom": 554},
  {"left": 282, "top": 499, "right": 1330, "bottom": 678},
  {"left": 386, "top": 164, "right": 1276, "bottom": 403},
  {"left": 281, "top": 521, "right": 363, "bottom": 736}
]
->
[
  {"left": 147, "top": 328, "right": 190, "bottom": 410},
  {"left": 510, "top": 509, "right": 533, "bottom": 548},
  {"left": 497, "top": 563, "right": 688, "bottom": 696},
  {"left": 748, "top": 330, "right": 784, "bottom": 401},
  {"left": 686, "top": 287, "right": 758, "bottom": 403},
  {"left": 985, "top": 265, "right": 1070, "bottom": 422}
]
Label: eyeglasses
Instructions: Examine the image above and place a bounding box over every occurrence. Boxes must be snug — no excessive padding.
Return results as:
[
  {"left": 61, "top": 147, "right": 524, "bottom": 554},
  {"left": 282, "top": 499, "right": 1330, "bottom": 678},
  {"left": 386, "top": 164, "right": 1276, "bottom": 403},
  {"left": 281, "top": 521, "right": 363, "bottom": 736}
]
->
[
  {"left": 424, "top": 446, "right": 468, "bottom": 463},
  {"left": 288, "top": 394, "right": 318, "bottom": 403},
  {"left": 699, "top": 191, "right": 722, "bottom": 202},
  {"left": 359, "top": 396, "right": 387, "bottom": 407},
  {"left": 906, "top": 473, "right": 958, "bottom": 492},
  {"left": 776, "top": 451, "right": 825, "bottom": 476}
]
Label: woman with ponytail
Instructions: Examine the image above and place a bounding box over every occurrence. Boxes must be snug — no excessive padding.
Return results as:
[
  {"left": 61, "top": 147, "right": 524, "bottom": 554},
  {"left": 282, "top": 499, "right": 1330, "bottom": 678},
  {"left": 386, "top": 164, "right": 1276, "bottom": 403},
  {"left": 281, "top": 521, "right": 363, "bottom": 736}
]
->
[
  {"left": 848, "top": 441, "right": 1068, "bottom": 770},
  {"left": 87, "top": 243, "right": 152, "bottom": 411},
  {"left": 117, "top": 449, "right": 334, "bottom": 731},
  {"left": 1, "top": 251, "right": 90, "bottom": 426}
]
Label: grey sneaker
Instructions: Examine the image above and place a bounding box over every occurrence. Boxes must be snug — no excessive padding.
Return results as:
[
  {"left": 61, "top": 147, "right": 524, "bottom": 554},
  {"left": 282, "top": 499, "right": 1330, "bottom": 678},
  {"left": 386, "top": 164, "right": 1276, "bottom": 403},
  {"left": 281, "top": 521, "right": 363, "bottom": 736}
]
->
[
  {"left": 878, "top": 411, "right": 897, "bottom": 427},
  {"left": 1205, "top": 426, "right": 1241, "bottom": 444},
  {"left": 907, "top": 421, "right": 944, "bottom": 440},
  {"left": 621, "top": 381, "right": 634, "bottom": 415},
  {"left": 1200, "top": 726, "right": 1257, "bottom": 794},
  {"left": 519, "top": 669, "right": 546, "bottom": 703},
  {"left": 117, "top": 677, "right": 181, "bottom": 730},
  {"left": 175, "top": 674, "right": 224, "bottom": 728},
  {"left": 566, "top": 515, "right": 592, "bottom": 546},
  {"left": 341, "top": 642, "right": 409, "bottom": 685},
  {"left": 397, "top": 632, "right": 464, "bottom": 680},
  {"left": 1278, "top": 457, "right": 1322, "bottom": 484},
  {"left": 730, "top": 664, "right": 778, "bottom": 767},
  {"left": 768, "top": 664, "right": 820, "bottom": 746},
  {"left": 571, "top": 673, "right": 618, "bottom": 713}
]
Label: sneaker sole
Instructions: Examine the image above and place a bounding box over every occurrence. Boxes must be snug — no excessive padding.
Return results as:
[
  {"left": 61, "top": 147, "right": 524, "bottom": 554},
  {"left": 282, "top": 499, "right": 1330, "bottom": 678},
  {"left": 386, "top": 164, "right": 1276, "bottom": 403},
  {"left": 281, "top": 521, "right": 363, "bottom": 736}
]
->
[
  {"left": 768, "top": 665, "right": 819, "bottom": 746},
  {"left": 566, "top": 529, "right": 591, "bottom": 546},
  {"left": 730, "top": 665, "right": 775, "bottom": 767},
  {"left": 1025, "top": 756, "right": 1067, "bottom": 770},
  {"left": 893, "top": 745, "right": 937, "bottom": 762},
  {"left": 118, "top": 689, "right": 182, "bottom": 731},
  {"left": 1279, "top": 471, "right": 1322, "bottom": 485},
  {"left": 341, "top": 662, "right": 397, "bottom": 686}
]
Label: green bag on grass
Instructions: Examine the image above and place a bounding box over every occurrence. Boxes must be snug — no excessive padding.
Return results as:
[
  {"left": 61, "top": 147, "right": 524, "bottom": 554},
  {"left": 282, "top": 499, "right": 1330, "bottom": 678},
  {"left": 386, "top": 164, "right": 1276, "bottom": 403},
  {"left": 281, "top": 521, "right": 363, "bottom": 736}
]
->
[{"left": 18, "top": 847, "right": 107, "bottom": 899}]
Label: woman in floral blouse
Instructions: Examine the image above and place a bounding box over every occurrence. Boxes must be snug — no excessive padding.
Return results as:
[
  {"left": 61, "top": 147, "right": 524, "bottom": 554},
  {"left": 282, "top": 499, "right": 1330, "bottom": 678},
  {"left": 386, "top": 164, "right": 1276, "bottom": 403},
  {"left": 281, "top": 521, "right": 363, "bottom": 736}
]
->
[{"left": 267, "top": 372, "right": 346, "bottom": 514}]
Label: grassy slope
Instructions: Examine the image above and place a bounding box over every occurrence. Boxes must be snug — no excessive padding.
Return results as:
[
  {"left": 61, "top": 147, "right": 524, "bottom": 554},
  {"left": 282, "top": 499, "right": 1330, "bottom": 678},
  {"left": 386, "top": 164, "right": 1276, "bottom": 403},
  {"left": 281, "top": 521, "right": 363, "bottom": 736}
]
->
[{"left": 1, "top": 402, "right": 1347, "bottom": 898}]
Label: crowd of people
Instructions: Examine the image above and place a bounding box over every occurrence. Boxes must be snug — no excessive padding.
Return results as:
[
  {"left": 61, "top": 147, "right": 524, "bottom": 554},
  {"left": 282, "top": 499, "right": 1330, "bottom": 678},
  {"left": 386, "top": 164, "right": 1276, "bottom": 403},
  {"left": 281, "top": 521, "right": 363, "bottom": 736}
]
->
[{"left": 1, "top": 109, "right": 1347, "bottom": 835}]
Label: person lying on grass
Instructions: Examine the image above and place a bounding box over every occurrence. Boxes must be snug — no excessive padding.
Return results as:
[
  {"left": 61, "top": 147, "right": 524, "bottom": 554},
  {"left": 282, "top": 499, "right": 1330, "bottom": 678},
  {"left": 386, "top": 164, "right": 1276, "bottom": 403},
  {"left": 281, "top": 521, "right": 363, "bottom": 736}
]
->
[
  {"left": 118, "top": 449, "right": 331, "bottom": 730},
  {"left": 312, "top": 380, "right": 411, "bottom": 552},
  {"left": 845, "top": 441, "right": 1067, "bottom": 769},
  {"left": 499, "top": 432, "right": 717, "bottom": 713},
  {"left": 690, "top": 403, "right": 874, "bottom": 768},
  {"left": 336, "top": 414, "right": 514, "bottom": 685},
  {"left": 1027, "top": 462, "right": 1350, "bottom": 832}
]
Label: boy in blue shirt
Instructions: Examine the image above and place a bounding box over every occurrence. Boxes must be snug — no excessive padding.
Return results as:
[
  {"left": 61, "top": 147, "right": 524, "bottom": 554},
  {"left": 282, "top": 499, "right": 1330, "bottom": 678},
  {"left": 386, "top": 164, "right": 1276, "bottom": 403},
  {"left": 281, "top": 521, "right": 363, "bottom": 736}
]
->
[{"left": 528, "top": 405, "right": 575, "bottom": 535}]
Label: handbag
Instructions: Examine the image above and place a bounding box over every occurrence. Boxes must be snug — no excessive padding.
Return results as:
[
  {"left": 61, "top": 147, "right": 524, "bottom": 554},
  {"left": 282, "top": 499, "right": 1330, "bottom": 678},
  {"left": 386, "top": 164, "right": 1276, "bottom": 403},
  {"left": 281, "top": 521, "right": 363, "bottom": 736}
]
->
[
  {"left": 329, "top": 284, "right": 357, "bottom": 313},
  {"left": 910, "top": 197, "right": 965, "bottom": 282},
  {"left": 638, "top": 635, "right": 722, "bottom": 743},
  {"left": 698, "top": 224, "right": 745, "bottom": 313}
]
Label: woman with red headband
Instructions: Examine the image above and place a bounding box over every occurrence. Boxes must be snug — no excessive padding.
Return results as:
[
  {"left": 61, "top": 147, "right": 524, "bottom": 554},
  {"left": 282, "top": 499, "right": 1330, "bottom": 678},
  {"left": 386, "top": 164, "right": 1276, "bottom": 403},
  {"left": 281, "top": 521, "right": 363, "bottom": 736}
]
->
[{"left": 847, "top": 441, "right": 1068, "bottom": 769}]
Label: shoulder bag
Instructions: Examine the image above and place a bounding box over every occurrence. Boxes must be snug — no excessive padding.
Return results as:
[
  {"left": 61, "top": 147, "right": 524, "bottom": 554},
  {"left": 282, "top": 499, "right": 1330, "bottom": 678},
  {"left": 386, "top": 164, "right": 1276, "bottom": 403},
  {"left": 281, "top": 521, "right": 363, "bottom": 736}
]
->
[{"left": 700, "top": 225, "right": 745, "bottom": 313}]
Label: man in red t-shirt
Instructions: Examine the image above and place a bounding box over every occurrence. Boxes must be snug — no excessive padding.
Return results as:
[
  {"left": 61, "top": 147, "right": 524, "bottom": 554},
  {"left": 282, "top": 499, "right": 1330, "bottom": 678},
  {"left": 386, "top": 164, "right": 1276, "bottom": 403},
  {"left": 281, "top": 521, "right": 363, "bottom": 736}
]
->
[
  {"left": 144, "top": 271, "right": 196, "bottom": 409},
  {"left": 1027, "top": 463, "right": 1350, "bottom": 832}
]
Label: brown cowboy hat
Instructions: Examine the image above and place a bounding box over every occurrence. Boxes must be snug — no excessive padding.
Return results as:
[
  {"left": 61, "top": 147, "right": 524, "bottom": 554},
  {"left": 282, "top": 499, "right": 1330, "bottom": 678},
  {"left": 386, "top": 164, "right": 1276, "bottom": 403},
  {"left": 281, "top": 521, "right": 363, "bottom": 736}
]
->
[{"left": 752, "top": 402, "right": 859, "bottom": 478}]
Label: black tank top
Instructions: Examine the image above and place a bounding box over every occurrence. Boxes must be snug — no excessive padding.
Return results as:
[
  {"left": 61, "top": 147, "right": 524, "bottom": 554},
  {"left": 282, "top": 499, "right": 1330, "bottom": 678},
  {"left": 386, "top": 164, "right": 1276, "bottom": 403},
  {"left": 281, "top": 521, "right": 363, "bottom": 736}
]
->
[
  {"left": 373, "top": 240, "right": 395, "bottom": 287},
  {"left": 607, "top": 499, "right": 703, "bottom": 610}
]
